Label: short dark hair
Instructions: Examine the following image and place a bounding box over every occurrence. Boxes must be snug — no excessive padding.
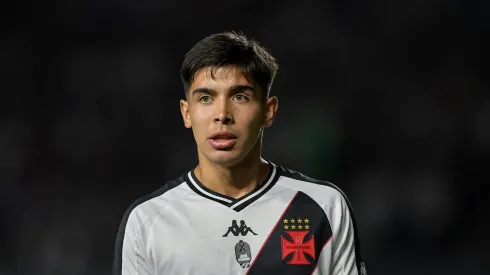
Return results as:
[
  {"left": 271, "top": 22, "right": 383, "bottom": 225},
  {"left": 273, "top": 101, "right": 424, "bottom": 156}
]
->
[{"left": 180, "top": 31, "right": 279, "bottom": 99}]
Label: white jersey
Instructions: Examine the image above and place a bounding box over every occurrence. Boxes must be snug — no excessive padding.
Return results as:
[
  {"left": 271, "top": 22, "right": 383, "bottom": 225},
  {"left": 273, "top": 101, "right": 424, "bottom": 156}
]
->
[{"left": 113, "top": 161, "right": 367, "bottom": 275}]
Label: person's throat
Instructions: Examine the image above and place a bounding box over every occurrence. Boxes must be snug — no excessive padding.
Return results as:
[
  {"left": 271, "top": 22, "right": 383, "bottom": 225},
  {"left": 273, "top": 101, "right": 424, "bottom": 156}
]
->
[{"left": 194, "top": 160, "right": 269, "bottom": 199}]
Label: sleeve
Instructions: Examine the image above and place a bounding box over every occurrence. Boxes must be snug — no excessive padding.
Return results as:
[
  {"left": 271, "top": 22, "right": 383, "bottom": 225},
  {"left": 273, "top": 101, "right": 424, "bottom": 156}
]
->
[
  {"left": 113, "top": 211, "right": 154, "bottom": 275},
  {"left": 331, "top": 194, "right": 367, "bottom": 275}
]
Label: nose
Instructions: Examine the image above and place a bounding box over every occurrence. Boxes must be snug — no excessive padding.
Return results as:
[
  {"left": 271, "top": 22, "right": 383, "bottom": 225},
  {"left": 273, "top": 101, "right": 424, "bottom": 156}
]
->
[
  {"left": 215, "top": 113, "right": 232, "bottom": 124},
  {"left": 214, "top": 98, "right": 233, "bottom": 124}
]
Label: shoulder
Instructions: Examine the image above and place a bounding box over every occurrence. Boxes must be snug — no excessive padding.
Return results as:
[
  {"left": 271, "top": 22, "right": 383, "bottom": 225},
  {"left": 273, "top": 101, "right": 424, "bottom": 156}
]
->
[
  {"left": 275, "top": 164, "right": 355, "bottom": 214},
  {"left": 274, "top": 164, "right": 367, "bottom": 274},
  {"left": 118, "top": 175, "right": 188, "bottom": 234},
  {"left": 275, "top": 163, "right": 361, "bottom": 230}
]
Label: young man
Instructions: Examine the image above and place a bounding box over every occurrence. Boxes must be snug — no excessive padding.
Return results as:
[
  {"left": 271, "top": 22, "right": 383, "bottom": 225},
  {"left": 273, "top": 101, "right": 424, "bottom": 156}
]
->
[{"left": 113, "top": 31, "right": 367, "bottom": 275}]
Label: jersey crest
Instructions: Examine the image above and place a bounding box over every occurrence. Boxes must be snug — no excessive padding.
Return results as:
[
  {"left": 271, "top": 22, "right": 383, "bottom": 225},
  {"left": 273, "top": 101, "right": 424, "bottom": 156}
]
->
[{"left": 280, "top": 217, "right": 315, "bottom": 264}]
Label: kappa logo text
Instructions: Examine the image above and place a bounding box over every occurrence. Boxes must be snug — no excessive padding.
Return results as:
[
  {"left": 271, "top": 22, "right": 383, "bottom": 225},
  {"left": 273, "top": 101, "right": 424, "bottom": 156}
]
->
[{"left": 223, "top": 220, "right": 258, "bottom": 237}]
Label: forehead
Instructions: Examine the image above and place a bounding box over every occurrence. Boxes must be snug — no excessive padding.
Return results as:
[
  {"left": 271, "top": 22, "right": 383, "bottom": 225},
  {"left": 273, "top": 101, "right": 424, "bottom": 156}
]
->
[{"left": 190, "top": 66, "right": 253, "bottom": 90}]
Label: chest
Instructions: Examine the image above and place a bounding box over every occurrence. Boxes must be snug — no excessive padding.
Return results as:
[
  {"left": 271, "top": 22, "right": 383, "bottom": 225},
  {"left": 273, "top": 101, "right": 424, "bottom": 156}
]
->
[{"left": 146, "top": 194, "right": 332, "bottom": 275}]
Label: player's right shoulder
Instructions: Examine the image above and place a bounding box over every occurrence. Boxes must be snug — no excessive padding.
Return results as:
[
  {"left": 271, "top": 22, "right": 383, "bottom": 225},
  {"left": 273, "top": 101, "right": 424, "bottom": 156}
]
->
[{"left": 120, "top": 174, "right": 188, "bottom": 232}]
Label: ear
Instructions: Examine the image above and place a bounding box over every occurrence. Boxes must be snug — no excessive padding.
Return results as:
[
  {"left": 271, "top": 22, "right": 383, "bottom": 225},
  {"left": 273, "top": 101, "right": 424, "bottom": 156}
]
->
[
  {"left": 180, "top": 99, "right": 192, "bottom": 128},
  {"left": 263, "top": 96, "right": 279, "bottom": 128}
]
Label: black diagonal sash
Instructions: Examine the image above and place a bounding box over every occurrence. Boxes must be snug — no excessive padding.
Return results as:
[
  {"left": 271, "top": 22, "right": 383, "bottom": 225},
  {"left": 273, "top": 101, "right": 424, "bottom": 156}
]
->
[{"left": 247, "top": 191, "right": 333, "bottom": 275}]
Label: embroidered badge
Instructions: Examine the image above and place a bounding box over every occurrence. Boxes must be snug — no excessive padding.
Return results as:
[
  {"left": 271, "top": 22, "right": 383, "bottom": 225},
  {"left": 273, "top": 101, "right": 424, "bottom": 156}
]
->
[
  {"left": 235, "top": 240, "right": 252, "bottom": 268},
  {"left": 280, "top": 217, "right": 315, "bottom": 264}
]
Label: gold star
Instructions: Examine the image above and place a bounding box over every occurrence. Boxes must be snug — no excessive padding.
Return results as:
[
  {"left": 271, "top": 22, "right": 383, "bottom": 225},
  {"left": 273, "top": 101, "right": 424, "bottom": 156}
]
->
[
  {"left": 283, "top": 219, "right": 288, "bottom": 224},
  {"left": 305, "top": 225, "right": 310, "bottom": 230},
  {"left": 284, "top": 225, "right": 289, "bottom": 229},
  {"left": 304, "top": 218, "right": 309, "bottom": 223},
  {"left": 291, "top": 225, "right": 296, "bottom": 229},
  {"left": 290, "top": 218, "right": 295, "bottom": 223},
  {"left": 297, "top": 218, "right": 302, "bottom": 223},
  {"left": 298, "top": 225, "right": 303, "bottom": 229}
]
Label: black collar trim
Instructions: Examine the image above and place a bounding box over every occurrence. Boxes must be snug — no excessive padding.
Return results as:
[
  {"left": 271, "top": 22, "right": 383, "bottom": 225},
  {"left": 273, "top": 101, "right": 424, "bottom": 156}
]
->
[{"left": 185, "top": 161, "right": 280, "bottom": 212}]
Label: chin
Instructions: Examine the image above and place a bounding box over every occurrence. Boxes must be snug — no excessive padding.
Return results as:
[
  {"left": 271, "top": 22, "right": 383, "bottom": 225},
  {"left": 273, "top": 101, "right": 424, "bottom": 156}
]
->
[{"left": 206, "top": 151, "right": 245, "bottom": 167}]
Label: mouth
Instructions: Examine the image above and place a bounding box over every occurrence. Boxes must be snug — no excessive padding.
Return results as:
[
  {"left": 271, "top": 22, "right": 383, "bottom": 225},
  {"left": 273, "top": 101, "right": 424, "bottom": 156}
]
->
[{"left": 208, "top": 132, "right": 238, "bottom": 150}]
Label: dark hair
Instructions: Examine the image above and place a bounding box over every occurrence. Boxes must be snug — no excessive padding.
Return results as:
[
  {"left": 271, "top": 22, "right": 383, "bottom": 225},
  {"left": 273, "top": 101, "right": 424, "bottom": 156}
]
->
[{"left": 180, "top": 31, "right": 279, "bottom": 99}]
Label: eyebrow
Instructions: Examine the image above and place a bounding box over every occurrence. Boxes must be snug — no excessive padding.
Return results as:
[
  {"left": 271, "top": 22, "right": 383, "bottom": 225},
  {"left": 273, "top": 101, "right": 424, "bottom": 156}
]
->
[{"left": 191, "top": 85, "right": 255, "bottom": 97}]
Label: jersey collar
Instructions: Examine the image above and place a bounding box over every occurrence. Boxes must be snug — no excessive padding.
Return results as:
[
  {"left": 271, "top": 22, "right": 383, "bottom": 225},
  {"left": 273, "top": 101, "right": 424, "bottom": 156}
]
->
[{"left": 185, "top": 161, "right": 281, "bottom": 212}]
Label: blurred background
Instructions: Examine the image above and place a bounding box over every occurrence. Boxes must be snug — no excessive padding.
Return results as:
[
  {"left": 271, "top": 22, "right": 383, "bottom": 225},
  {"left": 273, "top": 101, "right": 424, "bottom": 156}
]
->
[{"left": 1, "top": 0, "right": 489, "bottom": 274}]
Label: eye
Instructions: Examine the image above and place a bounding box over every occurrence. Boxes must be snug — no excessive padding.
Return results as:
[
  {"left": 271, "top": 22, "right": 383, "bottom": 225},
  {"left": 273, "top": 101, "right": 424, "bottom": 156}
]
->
[
  {"left": 198, "top": 95, "right": 212, "bottom": 103},
  {"left": 233, "top": 94, "right": 249, "bottom": 102}
]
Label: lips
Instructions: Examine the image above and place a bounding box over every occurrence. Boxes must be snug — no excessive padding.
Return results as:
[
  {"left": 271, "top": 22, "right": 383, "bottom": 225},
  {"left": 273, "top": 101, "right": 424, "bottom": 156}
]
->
[
  {"left": 209, "top": 132, "right": 237, "bottom": 139},
  {"left": 209, "top": 131, "right": 237, "bottom": 150}
]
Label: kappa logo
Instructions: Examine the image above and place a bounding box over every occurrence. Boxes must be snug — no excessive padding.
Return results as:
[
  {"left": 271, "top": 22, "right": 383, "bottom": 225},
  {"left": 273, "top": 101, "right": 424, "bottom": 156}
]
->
[
  {"left": 223, "top": 220, "right": 258, "bottom": 237},
  {"left": 280, "top": 217, "right": 315, "bottom": 265}
]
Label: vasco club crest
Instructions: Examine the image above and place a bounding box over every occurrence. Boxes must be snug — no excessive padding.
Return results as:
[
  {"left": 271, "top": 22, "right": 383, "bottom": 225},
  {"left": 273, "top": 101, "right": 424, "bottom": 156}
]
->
[{"left": 280, "top": 217, "right": 315, "bottom": 265}]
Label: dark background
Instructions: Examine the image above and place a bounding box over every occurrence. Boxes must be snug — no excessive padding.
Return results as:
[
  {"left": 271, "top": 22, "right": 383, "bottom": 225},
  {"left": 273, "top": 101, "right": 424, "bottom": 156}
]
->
[{"left": 1, "top": 0, "right": 489, "bottom": 274}]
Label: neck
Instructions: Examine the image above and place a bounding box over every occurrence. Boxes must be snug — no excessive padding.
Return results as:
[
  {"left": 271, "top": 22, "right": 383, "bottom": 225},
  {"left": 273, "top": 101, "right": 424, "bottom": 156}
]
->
[{"left": 194, "top": 143, "right": 270, "bottom": 199}]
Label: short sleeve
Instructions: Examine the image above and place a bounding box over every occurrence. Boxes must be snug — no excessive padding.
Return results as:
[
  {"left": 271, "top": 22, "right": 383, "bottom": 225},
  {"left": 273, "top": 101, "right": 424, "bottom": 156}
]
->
[
  {"left": 113, "top": 211, "right": 154, "bottom": 275},
  {"left": 332, "top": 195, "right": 367, "bottom": 275}
]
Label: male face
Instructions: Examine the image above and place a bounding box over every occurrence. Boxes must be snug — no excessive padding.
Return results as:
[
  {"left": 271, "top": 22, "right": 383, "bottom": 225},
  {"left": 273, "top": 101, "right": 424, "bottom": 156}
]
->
[{"left": 180, "top": 66, "right": 278, "bottom": 166}]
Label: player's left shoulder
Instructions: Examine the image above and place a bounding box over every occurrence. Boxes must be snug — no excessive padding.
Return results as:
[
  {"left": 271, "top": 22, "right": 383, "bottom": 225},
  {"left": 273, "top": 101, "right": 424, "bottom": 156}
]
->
[{"left": 276, "top": 164, "right": 351, "bottom": 208}]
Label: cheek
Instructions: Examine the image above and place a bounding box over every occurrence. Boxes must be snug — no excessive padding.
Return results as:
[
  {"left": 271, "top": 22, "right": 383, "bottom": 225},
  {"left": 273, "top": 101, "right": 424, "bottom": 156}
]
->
[
  {"left": 191, "top": 107, "right": 212, "bottom": 124},
  {"left": 238, "top": 107, "right": 264, "bottom": 129},
  {"left": 190, "top": 110, "right": 211, "bottom": 138}
]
